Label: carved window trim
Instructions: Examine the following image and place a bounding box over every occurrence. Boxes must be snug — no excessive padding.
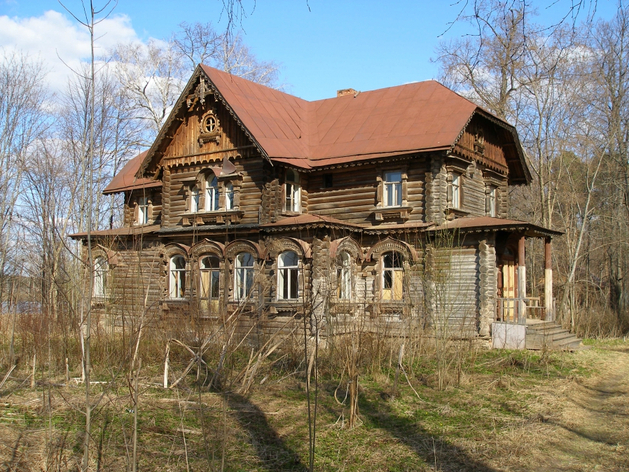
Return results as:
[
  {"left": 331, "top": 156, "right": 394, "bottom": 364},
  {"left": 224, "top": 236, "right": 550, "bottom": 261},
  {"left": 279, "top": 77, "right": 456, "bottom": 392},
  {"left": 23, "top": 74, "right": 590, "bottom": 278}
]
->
[
  {"left": 283, "top": 169, "right": 301, "bottom": 215},
  {"left": 374, "top": 167, "right": 411, "bottom": 222},
  {"left": 198, "top": 110, "right": 220, "bottom": 146}
]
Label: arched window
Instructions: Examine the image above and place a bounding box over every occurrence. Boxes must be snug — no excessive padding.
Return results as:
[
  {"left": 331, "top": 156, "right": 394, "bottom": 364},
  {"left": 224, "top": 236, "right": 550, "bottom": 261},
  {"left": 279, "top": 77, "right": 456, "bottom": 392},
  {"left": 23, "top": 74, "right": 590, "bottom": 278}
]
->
[
  {"left": 190, "top": 185, "right": 200, "bottom": 213},
  {"left": 234, "top": 252, "right": 254, "bottom": 301},
  {"left": 337, "top": 251, "right": 352, "bottom": 300},
  {"left": 93, "top": 256, "right": 108, "bottom": 298},
  {"left": 382, "top": 251, "right": 403, "bottom": 301},
  {"left": 278, "top": 250, "right": 300, "bottom": 300},
  {"left": 284, "top": 169, "right": 301, "bottom": 213},
  {"left": 169, "top": 255, "right": 186, "bottom": 299},
  {"left": 205, "top": 176, "right": 219, "bottom": 211},
  {"left": 200, "top": 256, "right": 220, "bottom": 314}
]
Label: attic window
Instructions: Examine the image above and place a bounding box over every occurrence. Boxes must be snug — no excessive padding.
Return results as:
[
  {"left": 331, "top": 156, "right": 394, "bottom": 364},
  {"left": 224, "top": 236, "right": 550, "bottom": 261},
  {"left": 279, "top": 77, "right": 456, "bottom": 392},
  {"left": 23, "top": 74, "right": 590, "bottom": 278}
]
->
[
  {"left": 323, "top": 174, "right": 333, "bottom": 188},
  {"left": 203, "top": 115, "right": 217, "bottom": 133}
]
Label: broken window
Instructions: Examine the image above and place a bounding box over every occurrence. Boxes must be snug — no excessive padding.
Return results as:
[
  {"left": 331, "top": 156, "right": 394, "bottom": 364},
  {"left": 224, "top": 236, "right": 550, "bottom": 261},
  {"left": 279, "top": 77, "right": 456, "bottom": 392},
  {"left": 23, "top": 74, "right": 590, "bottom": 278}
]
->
[
  {"left": 337, "top": 251, "right": 352, "bottom": 300},
  {"left": 93, "top": 256, "right": 108, "bottom": 298}
]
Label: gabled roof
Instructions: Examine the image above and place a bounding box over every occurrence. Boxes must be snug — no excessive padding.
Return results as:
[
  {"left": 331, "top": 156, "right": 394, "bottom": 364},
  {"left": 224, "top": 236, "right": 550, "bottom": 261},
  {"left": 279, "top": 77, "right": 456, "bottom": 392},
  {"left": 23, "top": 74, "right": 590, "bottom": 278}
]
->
[{"left": 134, "top": 64, "right": 530, "bottom": 186}]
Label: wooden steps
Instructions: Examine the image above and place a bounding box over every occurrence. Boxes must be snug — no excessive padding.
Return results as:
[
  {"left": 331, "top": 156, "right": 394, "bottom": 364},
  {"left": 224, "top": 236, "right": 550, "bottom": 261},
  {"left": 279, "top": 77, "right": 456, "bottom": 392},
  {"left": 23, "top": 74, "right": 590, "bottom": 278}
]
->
[{"left": 525, "top": 321, "right": 586, "bottom": 350}]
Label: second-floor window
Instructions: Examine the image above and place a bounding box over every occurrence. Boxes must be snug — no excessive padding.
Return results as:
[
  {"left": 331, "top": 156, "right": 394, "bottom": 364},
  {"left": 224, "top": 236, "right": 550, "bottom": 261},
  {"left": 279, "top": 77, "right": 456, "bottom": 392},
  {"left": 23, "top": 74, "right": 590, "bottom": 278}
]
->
[
  {"left": 137, "top": 196, "right": 149, "bottom": 224},
  {"left": 284, "top": 169, "right": 301, "bottom": 213},
  {"left": 205, "top": 176, "right": 219, "bottom": 211},
  {"left": 225, "top": 183, "right": 234, "bottom": 210},
  {"left": 448, "top": 172, "right": 461, "bottom": 209},
  {"left": 384, "top": 171, "right": 402, "bottom": 207},
  {"left": 190, "top": 186, "right": 200, "bottom": 213},
  {"left": 486, "top": 186, "right": 496, "bottom": 217}
]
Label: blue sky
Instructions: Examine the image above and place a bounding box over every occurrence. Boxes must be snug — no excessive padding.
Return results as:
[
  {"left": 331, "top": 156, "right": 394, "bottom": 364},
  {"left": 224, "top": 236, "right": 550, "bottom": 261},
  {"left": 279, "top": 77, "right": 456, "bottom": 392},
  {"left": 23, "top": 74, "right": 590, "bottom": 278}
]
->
[{"left": 0, "top": 0, "right": 620, "bottom": 100}]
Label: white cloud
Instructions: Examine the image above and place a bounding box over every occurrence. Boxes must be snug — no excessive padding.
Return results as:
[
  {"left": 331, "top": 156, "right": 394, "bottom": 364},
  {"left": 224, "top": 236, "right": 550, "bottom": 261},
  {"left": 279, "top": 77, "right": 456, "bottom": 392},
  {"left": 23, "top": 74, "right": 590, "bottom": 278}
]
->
[{"left": 0, "top": 9, "right": 141, "bottom": 94}]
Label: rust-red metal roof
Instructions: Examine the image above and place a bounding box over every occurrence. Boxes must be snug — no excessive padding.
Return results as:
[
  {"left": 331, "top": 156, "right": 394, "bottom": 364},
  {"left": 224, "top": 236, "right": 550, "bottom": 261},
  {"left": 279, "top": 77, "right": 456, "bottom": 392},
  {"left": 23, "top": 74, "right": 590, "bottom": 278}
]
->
[
  {"left": 114, "top": 65, "right": 528, "bottom": 192},
  {"left": 103, "top": 151, "right": 161, "bottom": 194},
  {"left": 201, "top": 65, "right": 479, "bottom": 166},
  {"left": 429, "top": 216, "right": 563, "bottom": 237}
]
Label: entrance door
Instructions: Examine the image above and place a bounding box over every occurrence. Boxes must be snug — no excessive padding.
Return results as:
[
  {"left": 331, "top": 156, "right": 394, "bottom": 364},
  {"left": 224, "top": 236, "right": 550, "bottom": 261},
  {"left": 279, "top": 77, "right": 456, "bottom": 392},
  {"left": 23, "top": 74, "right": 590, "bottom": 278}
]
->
[{"left": 502, "top": 254, "right": 517, "bottom": 321}]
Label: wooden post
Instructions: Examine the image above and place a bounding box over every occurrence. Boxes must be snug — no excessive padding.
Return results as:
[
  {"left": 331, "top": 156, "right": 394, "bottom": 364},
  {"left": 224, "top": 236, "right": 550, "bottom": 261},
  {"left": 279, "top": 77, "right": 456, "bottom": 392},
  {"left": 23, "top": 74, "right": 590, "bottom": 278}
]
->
[
  {"left": 517, "top": 236, "right": 527, "bottom": 324},
  {"left": 544, "top": 237, "right": 554, "bottom": 321}
]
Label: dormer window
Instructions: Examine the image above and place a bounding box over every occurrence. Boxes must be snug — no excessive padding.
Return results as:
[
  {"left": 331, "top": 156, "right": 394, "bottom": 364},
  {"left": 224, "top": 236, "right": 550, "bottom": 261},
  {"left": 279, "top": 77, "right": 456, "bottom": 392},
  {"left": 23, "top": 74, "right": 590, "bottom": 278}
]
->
[{"left": 284, "top": 169, "right": 301, "bottom": 213}]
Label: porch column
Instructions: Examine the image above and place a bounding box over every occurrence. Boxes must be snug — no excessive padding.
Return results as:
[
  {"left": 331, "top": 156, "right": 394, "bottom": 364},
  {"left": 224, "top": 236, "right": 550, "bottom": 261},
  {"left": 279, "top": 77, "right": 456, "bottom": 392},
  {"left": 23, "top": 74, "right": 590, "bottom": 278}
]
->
[
  {"left": 544, "top": 237, "right": 554, "bottom": 321},
  {"left": 518, "top": 236, "right": 526, "bottom": 323}
]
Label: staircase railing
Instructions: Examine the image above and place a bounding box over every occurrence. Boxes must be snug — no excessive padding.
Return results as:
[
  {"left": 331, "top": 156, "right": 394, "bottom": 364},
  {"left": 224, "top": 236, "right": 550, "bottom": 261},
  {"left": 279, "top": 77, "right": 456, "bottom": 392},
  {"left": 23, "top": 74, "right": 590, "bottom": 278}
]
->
[{"left": 496, "top": 297, "right": 546, "bottom": 324}]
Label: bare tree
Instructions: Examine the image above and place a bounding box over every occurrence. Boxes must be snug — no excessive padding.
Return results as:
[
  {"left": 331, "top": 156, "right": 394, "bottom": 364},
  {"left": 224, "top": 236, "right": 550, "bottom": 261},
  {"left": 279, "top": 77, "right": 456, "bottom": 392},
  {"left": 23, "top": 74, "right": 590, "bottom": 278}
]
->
[{"left": 0, "top": 53, "right": 48, "bottom": 320}]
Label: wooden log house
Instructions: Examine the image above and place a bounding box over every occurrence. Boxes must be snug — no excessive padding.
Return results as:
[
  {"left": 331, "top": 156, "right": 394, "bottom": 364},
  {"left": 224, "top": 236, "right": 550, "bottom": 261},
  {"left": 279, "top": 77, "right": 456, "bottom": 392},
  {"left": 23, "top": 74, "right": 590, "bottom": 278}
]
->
[{"left": 73, "top": 64, "right": 561, "bottom": 342}]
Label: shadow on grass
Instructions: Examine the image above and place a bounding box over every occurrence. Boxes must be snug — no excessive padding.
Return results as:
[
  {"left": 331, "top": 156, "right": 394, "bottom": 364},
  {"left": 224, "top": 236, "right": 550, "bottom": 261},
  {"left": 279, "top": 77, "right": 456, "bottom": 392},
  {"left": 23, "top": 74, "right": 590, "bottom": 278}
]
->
[
  {"left": 360, "top": 394, "right": 498, "bottom": 472},
  {"left": 224, "top": 392, "right": 308, "bottom": 471}
]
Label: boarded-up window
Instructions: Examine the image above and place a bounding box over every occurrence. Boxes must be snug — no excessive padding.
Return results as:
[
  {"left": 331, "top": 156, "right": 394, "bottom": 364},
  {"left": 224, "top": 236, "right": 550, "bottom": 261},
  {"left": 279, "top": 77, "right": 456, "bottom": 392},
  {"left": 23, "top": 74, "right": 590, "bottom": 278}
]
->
[
  {"left": 382, "top": 251, "right": 403, "bottom": 300},
  {"left": 200, "top": 256, "right": 220, "bottom": 314}
]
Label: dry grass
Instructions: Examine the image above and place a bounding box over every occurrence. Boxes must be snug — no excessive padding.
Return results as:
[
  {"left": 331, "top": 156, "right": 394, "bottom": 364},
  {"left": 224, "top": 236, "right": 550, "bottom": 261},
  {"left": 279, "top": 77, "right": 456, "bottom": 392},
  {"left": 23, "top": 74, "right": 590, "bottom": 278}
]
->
[{"left": 1, "top": 316, "right": 628, "bottom": 471}]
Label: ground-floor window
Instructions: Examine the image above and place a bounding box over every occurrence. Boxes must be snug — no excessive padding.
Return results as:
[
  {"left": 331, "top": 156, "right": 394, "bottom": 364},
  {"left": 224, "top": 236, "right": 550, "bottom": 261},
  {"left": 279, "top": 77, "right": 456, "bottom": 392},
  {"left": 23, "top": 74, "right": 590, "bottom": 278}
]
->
[
  {"left": 278, "top": 250, "right": 299, "bottom": 300},
  {"left": 169, "top": 255, "right": 186, "bottom": 299},
  {"left": 199, "top": 255, "right": 220, "bottom": 314},
  {"left": 234, "top": 252, "right": 254, "bottom": 301},
  {"left": 382, "top": 251, "right": 403, "bottom": 300}
]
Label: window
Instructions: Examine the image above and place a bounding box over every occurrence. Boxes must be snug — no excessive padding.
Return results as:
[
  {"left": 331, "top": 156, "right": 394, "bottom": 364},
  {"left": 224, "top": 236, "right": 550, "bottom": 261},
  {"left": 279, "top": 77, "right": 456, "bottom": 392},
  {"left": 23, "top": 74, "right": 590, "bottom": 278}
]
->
[
  {"left": 382, "top": 251, "right": 403, "bottom": 301},
  {"left": 284, "top": 169, "right": 301, "bottom": 213},
  {"left": 169, "top": 255, "right": 186, "bottom": 299},
  {"left": 384, "top": 171, "right": 402, "bottom": 207},
  {"left": 200, "top": 256, "right": 220, "bottom": 314},
  {"left": 486, "top": 186, "right": 496, "bottom": 217},
  {"left": 190, "top": 185, "right": 200, "bottom": 213},
  {"left": 234, "top": 252, "right": 254, "bottom": 301},
  {"left": 137, "top": 196, "right": 149, "bottom": 224},
  {"left": 225, "top": 183, "right": 234, "bottom": 210},
  {"left": 205, "top": 176, "right": 219, "bottom": 211},
  {"left": 337, "top": 251, "right": 352, "bottom": 300},
  {"left": 448, "top": 172, "right": 461, "bottom": 209},
  {"left": 93, "top": 256, "right": 108, "bottom": 298},
  {"left": 202, "top": 114, "right": 217, "bottom": 133},
  {"left": 278, "top": 251, "right": 300, "bottom": 300}
]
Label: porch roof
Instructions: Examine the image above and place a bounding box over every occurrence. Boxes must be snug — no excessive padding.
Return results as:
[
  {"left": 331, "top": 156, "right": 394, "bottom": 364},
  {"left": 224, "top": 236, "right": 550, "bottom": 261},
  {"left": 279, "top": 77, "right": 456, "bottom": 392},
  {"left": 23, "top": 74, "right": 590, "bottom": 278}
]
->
[{"left": 427, "top": 216, "right": 563, "bottom": 238}]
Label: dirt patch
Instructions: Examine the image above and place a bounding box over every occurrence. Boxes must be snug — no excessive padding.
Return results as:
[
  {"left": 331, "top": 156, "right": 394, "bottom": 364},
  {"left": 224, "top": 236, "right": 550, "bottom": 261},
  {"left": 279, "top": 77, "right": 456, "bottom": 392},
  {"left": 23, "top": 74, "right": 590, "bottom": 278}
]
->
[{"left": 498, "top": 345, "right": 629, "bottom": 472}]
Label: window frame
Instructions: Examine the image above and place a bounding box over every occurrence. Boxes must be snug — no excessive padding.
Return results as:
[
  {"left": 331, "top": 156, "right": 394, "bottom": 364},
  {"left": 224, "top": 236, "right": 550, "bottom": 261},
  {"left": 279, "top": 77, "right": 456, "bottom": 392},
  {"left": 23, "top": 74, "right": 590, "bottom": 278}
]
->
[
  {"left": 169, "top": 255, "right": 187, "bottom": 299},
  {"left": 337, "top": 251, "right": 352, "bottom": 300},
  {"left": 381, "top": 251, "right": 404, "bottom": 301},
  {"left": 448, "top": 171, "right": 462, "bottom": 210},
  {"left": 486, "top": 185, "right": 496, "bottom": 217},
  {"left": 284, "top": 169, "right": 301, "bottom": 213},
  {"left": 136, "top": 196, "right": 149, "bottom": 225},
  {"left": 234, "top": 252, "right": 255, "bottom": 302},
  {"left": 277, "top": 250, "right": 300, "bottom": 300},
  {"left": 93, "top": 256, "right": 108, "bottom": 298},
  {"left": 199, "top": 255, "right": 221, "bottom": 314},
  {"left": 383, "top": 171, "right": 403, "bottom": 207},
  {"left": 205, "top": 176, "right": 220, "bottom": 212}
]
